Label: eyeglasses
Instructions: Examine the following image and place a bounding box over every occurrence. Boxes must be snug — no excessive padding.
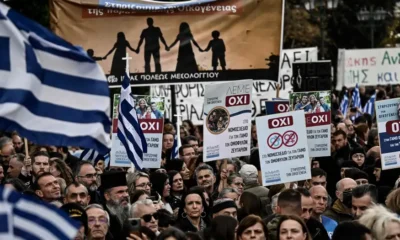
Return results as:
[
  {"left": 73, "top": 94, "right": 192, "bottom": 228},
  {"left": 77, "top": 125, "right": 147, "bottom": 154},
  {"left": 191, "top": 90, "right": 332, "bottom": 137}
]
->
[
  {"left": 136, "top": 182, "right": 152, "bottom": 188},
  {"left": 141, "top": 213, "right": 159, "bottom": 222},
  {"left": 88, "top": 217, "right": 108, "bottom": 225},
  {"left": 78, "top": 173, "right": 98, "bottom": 179}
]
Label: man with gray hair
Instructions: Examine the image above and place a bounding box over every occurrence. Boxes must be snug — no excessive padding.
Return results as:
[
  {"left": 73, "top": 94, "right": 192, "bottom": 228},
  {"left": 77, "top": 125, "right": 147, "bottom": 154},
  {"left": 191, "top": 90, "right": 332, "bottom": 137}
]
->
[
  {"left": 195, "top": 164, "right": 218, "bottom": 200},
  {"left": 218, "top": 188, "right": 239, "bottom": 206},
  {"left": 239, "top": 164, "right": 269, "bottom": 217},
  {"left": 0, "top": 136, "right": 15, "bottom": 172},
  {"left": 85, "top": 204, "right": 110, "bottom": 240},
  {"left": 131, "top": 199, "right": 159, "bottom": 234}
]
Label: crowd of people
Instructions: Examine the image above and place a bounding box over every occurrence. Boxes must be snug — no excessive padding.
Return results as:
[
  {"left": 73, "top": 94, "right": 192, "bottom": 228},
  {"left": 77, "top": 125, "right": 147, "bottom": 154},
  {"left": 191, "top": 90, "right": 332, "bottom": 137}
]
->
[{"left": 1, "top": 85, "right": 400, "bottom": 240}]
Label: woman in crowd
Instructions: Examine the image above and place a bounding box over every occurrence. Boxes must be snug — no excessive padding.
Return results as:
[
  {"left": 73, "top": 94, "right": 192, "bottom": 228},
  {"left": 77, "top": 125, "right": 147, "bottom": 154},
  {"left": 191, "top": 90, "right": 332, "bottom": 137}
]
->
[
  {"left": 386, "top": 188, "right": 400, "bottom": 215},
  {"left": 350, "top": 147, "right": 366, "bottom": 169},
  {"left": 359, "top": 205, "right": 400, "bottom": 240},
  {"left": 205, "top": 215, "right": 238, "bottom": 240},
  {"left": 150, "top": 172, "right": 173, "bottom": 213},
  {"left": 355, "top": 124, "right": 369, "bottom": 148},
  {"left": 182, "top": 120, "right": 201, "bottom": 140},
  {"left": 165, "top": 159, "right": 193, "bottom": 188},
  {"left": 167, "top": 170, "right": 185, "bottom": 213},
  {"left": 162, "top": 132, "right": 175, "bottom": 159},
  {"left": 277, "top": 215, "right": 312, "bottom": 240},
  {"left": 175, "top": 189, "right": 210, "bottom": 232},
  {"left": 227, "top": 173, "right": 244, "bottom": 194},
  {"left": 49, "top": 158, "right": 74, "bottom": 186},
  {"left": 367, "top": 128, "right": 379, "bottom": 149},
  {"left": 237, "top": 215, "right": 268, "bottom": 240}
]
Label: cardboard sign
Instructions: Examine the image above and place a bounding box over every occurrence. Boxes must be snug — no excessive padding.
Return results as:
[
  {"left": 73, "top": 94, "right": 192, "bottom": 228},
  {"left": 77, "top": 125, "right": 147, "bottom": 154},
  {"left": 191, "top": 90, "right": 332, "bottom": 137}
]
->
[
  {"left": 265, "top": 100, "right": 289, "bottom": 114},
  {"left": 256, "top": 111, "right": 311, "bottom": 186}
]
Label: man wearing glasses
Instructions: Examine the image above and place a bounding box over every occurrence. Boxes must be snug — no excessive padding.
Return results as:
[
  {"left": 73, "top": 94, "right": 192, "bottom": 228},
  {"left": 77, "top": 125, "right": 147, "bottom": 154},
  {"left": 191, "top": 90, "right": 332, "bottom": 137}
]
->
[
  {"left": 131, "top": 199, "right": 160, "bottom": 235},
  {"left": 75, "top": 161, "right": 101, "bottom": 204},
  {"left": 85, "top": 204, "right": 110, "bottom": 240}
]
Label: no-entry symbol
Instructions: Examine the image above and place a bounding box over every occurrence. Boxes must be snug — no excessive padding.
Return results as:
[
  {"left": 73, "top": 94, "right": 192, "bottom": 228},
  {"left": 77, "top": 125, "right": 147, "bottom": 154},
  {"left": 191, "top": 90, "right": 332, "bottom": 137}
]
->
[
  {"left": 283, "top": 130, "right": 298, "bottom": 147},
  {"left": 267, "top": 133, "right": 283, "bottom": 149}
]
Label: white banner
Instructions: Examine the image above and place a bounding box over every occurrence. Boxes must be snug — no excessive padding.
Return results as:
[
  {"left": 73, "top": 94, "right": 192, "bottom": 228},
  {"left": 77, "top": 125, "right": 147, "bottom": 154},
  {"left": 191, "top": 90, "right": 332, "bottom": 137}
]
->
[
  {"left": 343, "top": 48, "right": 400, "bottom": 87},
  {"left": 203, "top": 80, "right": 252, "bottom": 161},
  {"left": 110, "top": 95, "right": 164, "bottom": 168},
  {"left": 290, "top": 91, "right": 331, "bottom": 157},
  {"left": 151, "top": 47, "right": 318, "bottom": 125},
  {"left": 256, "top": 111, "right": 311, "bottom": 186}
]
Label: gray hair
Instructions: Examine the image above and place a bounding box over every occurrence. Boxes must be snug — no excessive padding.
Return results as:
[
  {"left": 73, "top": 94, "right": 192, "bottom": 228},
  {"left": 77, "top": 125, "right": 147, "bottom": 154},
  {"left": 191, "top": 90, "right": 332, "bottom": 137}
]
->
[
  {"left": 127, "top": 171, "right": 149, "bottom": 193},
  {"left": 9, "top": 153, "right": 25, "bottom": 163},
  {"left": 130, "top": 199, "right": 154, "bottom": 218},
  {"left": 218, "top": 188, "right": 239, "bottom": 199},
  {"left": 194, "top": 164, "right": 214, "bottom": 179},
  {"left": 271, "top": 193, "right": 280, "bottom": 210},
  {"left": 85, "top": 204, "right": 110, "bottom": 225},
  {"left": 0, "top": 137, "right": 12, "bottom": 149},
  {"left": 227, "top": 173, "right": 242, "bottom": 185},
  {"left": 359, "top": 205, "right": 400, "bottom": 240}
]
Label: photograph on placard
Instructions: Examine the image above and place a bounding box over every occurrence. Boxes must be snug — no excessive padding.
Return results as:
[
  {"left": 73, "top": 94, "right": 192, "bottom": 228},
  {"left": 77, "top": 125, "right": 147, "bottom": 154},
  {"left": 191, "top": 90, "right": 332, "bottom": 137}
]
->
[
  {"left": 206, "top": 107, "right": 230, "bottom": 134},
  {"left": 290, "top": 91, "right": 331, "bottom": 114}
]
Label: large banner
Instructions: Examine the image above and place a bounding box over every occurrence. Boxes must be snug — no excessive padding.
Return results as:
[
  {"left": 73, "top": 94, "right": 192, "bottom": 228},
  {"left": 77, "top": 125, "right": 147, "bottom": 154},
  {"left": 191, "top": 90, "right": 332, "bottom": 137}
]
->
[
  {"left": 376, "top": 98, "right": 400, "bottom": 170},
  {"left": 343, "top": 48, "right": 400, "bottom": 87},
  {"left": 256, "top": 111, "right": 310, "bottom": 186},
  {"left": 50, "top": 0, "right": 283, "bottom": 85},
  {"left": 290, "top": 91, "right": 331, "bottom": 157},
  {"left": 150, "top": 47, "right": 318, "bottom": 124},
  {"left": 110, "top": 94, "right": 164, "bottom": 168},
  {"left": 203, "top": 80, "right": 252, "bottom": 161}
]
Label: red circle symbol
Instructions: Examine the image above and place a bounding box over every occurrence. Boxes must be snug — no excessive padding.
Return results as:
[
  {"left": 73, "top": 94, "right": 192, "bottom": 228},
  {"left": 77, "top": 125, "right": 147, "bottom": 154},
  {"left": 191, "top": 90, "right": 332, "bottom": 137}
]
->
[
  {"left": 283, "top": 130, "right": 298, "bottom": 147},
  {"left": 267, "top": 133, "right": 283, "bottom": 149}
]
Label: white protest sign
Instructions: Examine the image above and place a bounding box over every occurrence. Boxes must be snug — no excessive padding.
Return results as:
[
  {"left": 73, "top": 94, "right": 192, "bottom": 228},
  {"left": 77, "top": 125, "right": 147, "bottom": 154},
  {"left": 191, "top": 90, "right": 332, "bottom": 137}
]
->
[
  {"left": 343, "top": 48, "right": 400, "bottom": 87},
  {"left": 151, "top": 47, "right": 318, "bottom": 124},
  {"left": 290, "top": 91, "right": 331, "bottom": 157},
  {"left": 256, "top": 111, "right": 311, "bottom": 186},
  {"left": 203, "top": 80, "right": 252, "bottom": 161},
  {"left": 110, "top": 94, "right": 164, "bottom": 168}
]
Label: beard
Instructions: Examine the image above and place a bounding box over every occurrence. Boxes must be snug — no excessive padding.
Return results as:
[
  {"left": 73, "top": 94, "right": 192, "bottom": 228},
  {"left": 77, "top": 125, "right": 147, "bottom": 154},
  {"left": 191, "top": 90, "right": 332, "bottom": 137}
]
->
[
  {"left": 88, "top": 184, "right": 98, "bottom": 192},
  {"left": 106, "top": 196, "right": 130, "bottom": 224}
]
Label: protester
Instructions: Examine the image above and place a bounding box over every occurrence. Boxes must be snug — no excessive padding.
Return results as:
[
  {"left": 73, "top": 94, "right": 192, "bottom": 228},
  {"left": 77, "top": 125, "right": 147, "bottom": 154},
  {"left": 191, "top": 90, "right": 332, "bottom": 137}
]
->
[
  {"left": 359, "top": 205, "right": 400, "bottom": 240},
  {"left": 85, "top": 204, "right": 110, "bottom": 240},
  {"left": 277, "top": 215, "right": 312, "bottom": 240},
  {"left": 237, "top": 215, "right": 268, "bottom": 240}
]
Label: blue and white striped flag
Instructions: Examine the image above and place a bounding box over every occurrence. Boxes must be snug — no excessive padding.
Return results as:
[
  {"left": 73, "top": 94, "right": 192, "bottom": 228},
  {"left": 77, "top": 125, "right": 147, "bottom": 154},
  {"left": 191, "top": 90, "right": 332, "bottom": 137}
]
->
[
  {"left": 80, "top": 149, "right": 109, "bottom": 165},
  {"left": 170, "top": 135, "right": 179, "bottom": 159},
  {"left": 352, "top": 84, "right": 362, "bottom": 110},
  {"left": 117, "top": 73, "right": 147, "bottom": 170},
  {"left": 0, "top": 3, "right": 111, "bottom": 154},
  {"left": 363, "top": 93, "right": 376, "bottom": 116},
  {"left": 340, "top": 92, "right": 349, "bottom": 115},
  {"left": 0, "top": 185, "right": 80, "bottom": 239}
]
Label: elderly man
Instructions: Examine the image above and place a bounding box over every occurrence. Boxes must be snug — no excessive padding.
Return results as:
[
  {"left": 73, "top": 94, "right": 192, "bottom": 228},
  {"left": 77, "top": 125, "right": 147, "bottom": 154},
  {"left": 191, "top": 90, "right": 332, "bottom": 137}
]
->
[
  {"left": 131, "top": 199, "right": 159, "bottom": 235},
  {"left": 101, "top": 171, "right": 130, "bottom": 240},
  {"left": 212, "top": 198, "right": 237, "bottom": 219},
  {"left": 324, "top": 178, "right": 357, "bottom": 223},
  {"left": 64, "top": 182, "right": 91, "bottom": 207},
  {"left": 195, "top": 164, "right": 218, "bottom": 200},
  {"left": 218, "top": 188, "right": 240, "bottom": 206},
  {"left": 310, "top": 185, "right": 338, "bottom": 238},
  {"left": 351, "top": 184, "right": 377, "bottom": 219},
  {"left": 85, "top": 204, "right": 110, "bottom": 240},
  {"left": 33, "top": 172, "right": 61, "bottom": 203}
]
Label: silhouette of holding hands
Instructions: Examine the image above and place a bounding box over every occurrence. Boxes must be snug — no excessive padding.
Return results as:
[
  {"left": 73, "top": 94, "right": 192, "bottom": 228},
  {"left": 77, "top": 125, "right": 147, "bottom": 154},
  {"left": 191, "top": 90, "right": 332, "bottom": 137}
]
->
[
  {"left": 169, "top": 22, "right": 201, "bottom": 73},
  {"left": 103, "top": 32, "right": 136, "bottom": 77},
  {"left": 87, "top": 49, "right": 104, "bottom": 61},
  {"left": 201, "top": 30, "right": 226, "bottom": 71},
  {"left": 136, "top": 18, "right": 169, "bottom": 73}
]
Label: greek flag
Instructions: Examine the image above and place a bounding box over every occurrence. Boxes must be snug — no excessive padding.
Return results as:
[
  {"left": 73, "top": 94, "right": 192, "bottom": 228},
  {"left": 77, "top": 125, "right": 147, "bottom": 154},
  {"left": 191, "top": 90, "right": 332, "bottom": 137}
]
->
[
  {"left": 0, "top": 186, "right": 80, "bottom": 240},
  {"left": 363, "top": 93, "right": 376, "bottom": 117},
  {"left": 0, "top": 3, "right": 111, "bottom": 154},
  {"left": 80, "top": 149, "right": 109, "bottom": 165},
  {"left": 117, "top": 73, "right": 147, "bottom": 170},
  {"left": 352, "top": 84, "right": 362, "bottom": 110},
  {"left": 340, "top": 92, "right": 349, "bottom": 115},
  {"left": 170, "top": 135, "right": 179, "bottom": 159}
]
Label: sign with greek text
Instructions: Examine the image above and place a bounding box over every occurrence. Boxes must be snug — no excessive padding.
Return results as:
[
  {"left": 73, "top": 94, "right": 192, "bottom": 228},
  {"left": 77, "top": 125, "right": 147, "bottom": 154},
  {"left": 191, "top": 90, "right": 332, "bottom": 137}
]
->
[
  {"left": 289, "top": 91, "right": 331, "bottom": 157},
  {"left": 110, "top": 94, "right": 164, "bottom": 168},
  {"left": 203, "top": 80, "right": 252, "bottom": 161},
  {"left": 256, "top": 111, "right": 311, "bottom": 186},
  {"left": 265, "top": 100, "right": 289, "bottom": 114},
  {"left": 343, "top": 48, "right": 400, "bottom": 87},
  {"left": 376, "top": 98, "right": 400, "bottom": 170},
  {"left": 50, "top": 0, "right": 283, "bottom": 85}
]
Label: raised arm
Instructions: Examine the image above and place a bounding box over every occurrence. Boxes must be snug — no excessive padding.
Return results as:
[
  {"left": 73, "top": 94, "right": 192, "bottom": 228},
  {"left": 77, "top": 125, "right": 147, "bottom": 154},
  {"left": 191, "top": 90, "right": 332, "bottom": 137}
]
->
[{"left": 104, "top": 44, "right": 116, "bottom": 58}]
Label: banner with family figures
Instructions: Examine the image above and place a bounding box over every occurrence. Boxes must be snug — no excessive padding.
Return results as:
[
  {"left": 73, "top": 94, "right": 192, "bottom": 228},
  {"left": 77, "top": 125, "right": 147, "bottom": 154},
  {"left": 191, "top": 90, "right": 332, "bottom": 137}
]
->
[
  {"left": 50, "top": 0, "right": 283, "bottom": 85},
  {"left": 203, "top": 80, "right": 252, "bottom": 161},
  {"left": 376, "top": 98, "right": 400, "bottom": 170},
  {"left": 289, "top": 91, "right": 331, "bottom": 157},
  {"left": 110, "top": 94, "right": 164, "bottom": 168},
  {"left": 342, "top": 48, "right": 400, "bottom": 88},
  {"left": 256, "top": 111, "right": 311, "bottom": 186}
]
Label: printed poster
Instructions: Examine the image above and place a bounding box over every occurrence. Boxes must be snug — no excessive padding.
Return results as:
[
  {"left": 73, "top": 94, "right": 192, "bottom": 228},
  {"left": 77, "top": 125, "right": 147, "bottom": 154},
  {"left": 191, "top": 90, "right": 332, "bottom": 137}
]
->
[
  {"left": 203, "top": 80, "right": 252, "bottom": 161},
  {"left": 376, "top": 98, "right": 400, "bottom": 170},
  {"left": 111, "top": 94, "right": 164, "bottom": 168},
  {"left": 256, "top": 111, "right": 311, "bottom": 186},
  {"left": 50, "top": 0, "right": 283, "bottom": 85},
  {"left": 290, "top": 91, "right": 331, "bottom": 157},
  {"left": 265, "top": 100, "right": 289, "bottom": 115}
]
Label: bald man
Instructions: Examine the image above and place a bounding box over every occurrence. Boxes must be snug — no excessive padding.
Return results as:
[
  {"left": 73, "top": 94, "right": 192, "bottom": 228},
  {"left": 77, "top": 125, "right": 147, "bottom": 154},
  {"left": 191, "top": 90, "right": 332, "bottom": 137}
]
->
[
  {"left": 324, "top": 178, "right": 357, "bottom": 223},
  {"left": 310, "top": 186, "right": 338, "bottom": 239}
]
